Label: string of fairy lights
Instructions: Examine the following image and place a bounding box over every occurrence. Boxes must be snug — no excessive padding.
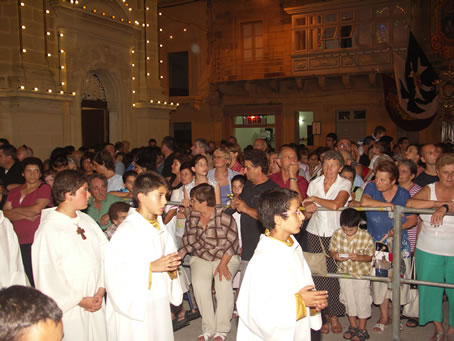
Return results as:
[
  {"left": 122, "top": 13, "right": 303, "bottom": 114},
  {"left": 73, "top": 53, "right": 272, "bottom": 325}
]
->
[{"left": 16, "top": 0, "right": 179, "bottom": 108}]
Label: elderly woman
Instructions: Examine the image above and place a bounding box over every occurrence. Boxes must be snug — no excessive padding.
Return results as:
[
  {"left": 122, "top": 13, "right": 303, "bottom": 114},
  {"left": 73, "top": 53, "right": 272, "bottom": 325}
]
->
[
  {"left": 302, "top": 150, "right": 351, "bottom": 334},
  {"left": 397, "top": 159, "right": 422, "bottom": 254},
  {"left": 3, "top": 157, "right": 53, "bottom": 286},
  {"left": 406, "top": 153, "right": 454, "bottom": 341},
  {"left": 179, "top": 184, "right": 240, "bottom": 341},
  {"left": 361, "top": 161, "right": 417, "bottom": 334},
  {"left": 207, "top": 148, "right": 238, "bottom": 205}
]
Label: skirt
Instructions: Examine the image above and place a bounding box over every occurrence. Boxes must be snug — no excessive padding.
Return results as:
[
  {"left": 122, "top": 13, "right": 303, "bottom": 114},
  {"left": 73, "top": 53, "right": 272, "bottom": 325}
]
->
[{"left": 304, "top": 231, "right": 345, "bottom": 317}]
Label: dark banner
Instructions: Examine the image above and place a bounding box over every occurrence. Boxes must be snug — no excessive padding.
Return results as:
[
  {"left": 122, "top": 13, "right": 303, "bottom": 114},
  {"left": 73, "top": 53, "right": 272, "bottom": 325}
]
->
[{"left": 382, "top": 74, "right": 437, "bottom": 131}]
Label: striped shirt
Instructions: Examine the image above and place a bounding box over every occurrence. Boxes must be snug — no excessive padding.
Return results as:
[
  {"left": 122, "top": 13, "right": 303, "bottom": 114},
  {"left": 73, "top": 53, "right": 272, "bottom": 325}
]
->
[
  {"left": 329, "top": 228, "right": 374, "bottom": 278},
  {"left": 180, "top": 207, "right": 240, "bottom": 261}
]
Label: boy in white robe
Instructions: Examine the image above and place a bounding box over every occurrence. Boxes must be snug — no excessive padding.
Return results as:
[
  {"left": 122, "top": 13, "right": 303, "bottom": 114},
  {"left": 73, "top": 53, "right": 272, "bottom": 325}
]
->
[
  {"left": 105, "top": 171, "right": 183, "bottom": 341},
  {"left": 0, "top": 211, "right": 28, "bottom": 287},
  {"left": 237, "top": 187, "right": 328, "bottom": 341},
  {"left": 32, "top": 170, "right": 108, "bottom": 341}
]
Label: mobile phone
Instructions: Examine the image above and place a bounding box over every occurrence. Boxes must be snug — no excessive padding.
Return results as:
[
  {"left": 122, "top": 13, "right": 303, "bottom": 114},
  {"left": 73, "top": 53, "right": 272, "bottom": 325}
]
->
[{"left": 338, "top": 253, "right": 349, "bottom": 259}]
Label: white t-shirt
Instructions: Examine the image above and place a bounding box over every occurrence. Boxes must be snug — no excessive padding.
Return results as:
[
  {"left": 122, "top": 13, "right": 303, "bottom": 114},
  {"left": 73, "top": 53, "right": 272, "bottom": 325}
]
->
[
  {"left": 306, "top": 174, "right": 351, "bottom": 237},
  {"left": 107, "top": 174, "right": 125, "bottom": 192}
]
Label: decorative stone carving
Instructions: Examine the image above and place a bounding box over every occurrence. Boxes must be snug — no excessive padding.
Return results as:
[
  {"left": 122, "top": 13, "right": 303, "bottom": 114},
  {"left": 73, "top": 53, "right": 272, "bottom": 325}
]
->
[{"left": 81, "top": 74, "right": 107, "bottom": 101}]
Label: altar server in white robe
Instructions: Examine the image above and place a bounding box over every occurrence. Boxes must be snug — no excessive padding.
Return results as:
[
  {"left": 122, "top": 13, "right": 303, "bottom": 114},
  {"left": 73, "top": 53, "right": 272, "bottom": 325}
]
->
[
  {"left": 0, "top": 211, "right": 28, "bottom": 287},
  {"left": 105, "top": 171, "right": 183, "bottom": 341},
  {"left": 32, "top": 170, "right": 108, "bottom": 341},
  {"left": 237, "top": 187, "right": 328, "bottom": 341}
]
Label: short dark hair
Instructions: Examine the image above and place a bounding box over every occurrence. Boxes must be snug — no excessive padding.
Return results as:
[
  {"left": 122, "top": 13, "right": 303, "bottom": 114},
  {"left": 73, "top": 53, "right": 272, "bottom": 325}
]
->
[
  {"left": 231, "top": 174, "right": 246, "bottom": 186},
  {"left": 53, "top": 170, "right": 87, "bottom": 205},
  {"left": 0, "top": 285, "right": 62, "bottom": 341},
  {"left": 50, "top": 154, "right": 68, "bottom": 170},
  {"left": 257, "top": 187, "right": 299, "bottom": 230},
  {"left": 374, "top": 125, "right": 386, "bottom": 136},
  {"left": 108, "top": 201, "right": 130, "bottom": 222},
  {"left": 161, "top": 136, "right": 176, "bottom": 151},
  {"left": 122, "top": 170, "right": 138, "bottom": 183},
  {"left": 363, "top": 136, "right": 375, "bottom": 146},
  {"left": 133, "top": 171, "right": 167, "bottom": 202},
  {"left": 114, "top": 141, "right": 124, "bottom": 152},
  {"left": 0, "top": 138, "right": 10, "bottom": 145},
  {"left": 398, "top": 137, "right": 409, "bottom": 145},
  {"left": 180, "top": 161, "right": 194, "bottom": 174},
  {"left": 0, "top": 144, "right": 17, "bottom": 160},
  {"left": 340, "top": 208, "right": 361, "bottom": 227},
  {"left": 22, "top": 157, "right": 44, "bottom": 174},
  {"left": 326, "top": 132, "right": 337, "bottom": 141},
  {"left": 94, "top": 151, "right": 115, "bottom": 171},
  {"left": 80, "top": 151, "right": 95, "bottom": 170},
  {"left": 190, "top": 183, "right": 216, "bottom": 207},
  {"left": 244, "top": 149, "right": 269, "bottom": 174},
  {"left": 174, "top": 152, "right": 191, "bottom": 165},
  {"left": 340, "top": 165, "right": 356, "bottom": 178},
  {"left": 192, "top": 154, "right": 207, "bottom": 167},
  {"left": 148, "top": 138, "right": 157, "bottom": 145},
  {"left": 135, "top": 147, "right": 157, "bottom": 171},
  {"left": 375, "top": 160, "right": 399, "bottom": 181}
]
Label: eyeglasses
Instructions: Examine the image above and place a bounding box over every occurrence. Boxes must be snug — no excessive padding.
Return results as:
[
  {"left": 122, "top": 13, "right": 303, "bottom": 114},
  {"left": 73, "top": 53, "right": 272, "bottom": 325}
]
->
[{"left": 282, "top": 210, "right": 303, "bottom": 217}]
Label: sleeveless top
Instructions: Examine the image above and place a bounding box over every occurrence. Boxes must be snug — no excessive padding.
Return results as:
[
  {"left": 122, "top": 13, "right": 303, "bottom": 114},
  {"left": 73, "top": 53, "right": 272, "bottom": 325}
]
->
[{"left": 417, "top": 183, "right": 454, "bottom": 256}]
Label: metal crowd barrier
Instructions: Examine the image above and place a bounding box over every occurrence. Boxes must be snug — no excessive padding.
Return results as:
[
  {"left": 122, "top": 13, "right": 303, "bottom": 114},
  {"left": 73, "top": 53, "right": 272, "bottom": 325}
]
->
[{"left": 167, "top": 201, "right": 452, "bottom": 341}]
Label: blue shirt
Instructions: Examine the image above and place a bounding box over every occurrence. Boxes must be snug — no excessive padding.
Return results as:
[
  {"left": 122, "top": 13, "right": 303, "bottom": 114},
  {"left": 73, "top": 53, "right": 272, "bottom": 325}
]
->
[{"left": 363, "top": 182, "right": 411, "bottom": 256}]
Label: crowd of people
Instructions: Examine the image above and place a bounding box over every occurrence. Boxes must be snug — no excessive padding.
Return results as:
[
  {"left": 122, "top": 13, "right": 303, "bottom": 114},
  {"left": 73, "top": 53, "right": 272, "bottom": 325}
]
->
[{"left": 0, "top": 126, "right": 454, "bottom": 341}]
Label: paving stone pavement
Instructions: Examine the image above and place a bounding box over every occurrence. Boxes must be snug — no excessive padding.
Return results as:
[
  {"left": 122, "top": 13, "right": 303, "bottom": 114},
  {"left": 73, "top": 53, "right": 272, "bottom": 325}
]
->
[{"left": 175, "top": 301, "right": 450, "bottom": 341}]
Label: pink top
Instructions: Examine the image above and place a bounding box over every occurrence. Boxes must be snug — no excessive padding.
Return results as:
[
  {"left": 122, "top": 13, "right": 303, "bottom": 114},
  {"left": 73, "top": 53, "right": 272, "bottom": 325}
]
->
[
  {"left": 230, "top": 161, "right": 244, "bottom": 174},
  {"left": 6, "top": 183, "right": 53, "bottom": 244}
]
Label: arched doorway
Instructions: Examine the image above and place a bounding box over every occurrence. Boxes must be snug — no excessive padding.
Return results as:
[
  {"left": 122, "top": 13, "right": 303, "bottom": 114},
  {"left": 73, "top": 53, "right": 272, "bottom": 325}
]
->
[{"left": 81, "top": 73, "right": 109, "bottom": 148}]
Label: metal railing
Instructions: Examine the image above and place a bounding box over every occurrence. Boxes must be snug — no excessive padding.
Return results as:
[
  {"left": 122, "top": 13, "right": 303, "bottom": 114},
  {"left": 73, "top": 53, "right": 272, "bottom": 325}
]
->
[{"left": 167, "top": 201, "right": 452, "bottom": 341}]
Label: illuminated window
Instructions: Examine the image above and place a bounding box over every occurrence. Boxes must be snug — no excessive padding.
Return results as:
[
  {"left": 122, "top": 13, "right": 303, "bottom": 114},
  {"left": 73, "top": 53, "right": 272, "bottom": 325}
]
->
[{"left": 241, "top": 21, "right": 263, "bottom": 61}]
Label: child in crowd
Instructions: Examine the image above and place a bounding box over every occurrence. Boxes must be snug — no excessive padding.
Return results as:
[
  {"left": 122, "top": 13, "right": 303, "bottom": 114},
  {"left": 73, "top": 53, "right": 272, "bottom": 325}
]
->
[
  {"left": 340, "top": 166, "right": 363, "bottom": 206},
  {"left": 105, "top": 172, "right": 182, "bottom": 341},
  {"left": 43, "top": 169, "right": 56, "bottom": 188},
  {"left": 237, "top": 187, "right": 327, "bottom": 340},
  {"left": 329, "top": 208, "right": 374, "bottom": 341},
  {"left": 33, "top": 170, "right": 108, "bottom": 341},
  {"left": 0, "top": 285, "right": 64, "bottom": 341},
  {"left": 104, "top": 201, "right": 131, "bottom": 240}
]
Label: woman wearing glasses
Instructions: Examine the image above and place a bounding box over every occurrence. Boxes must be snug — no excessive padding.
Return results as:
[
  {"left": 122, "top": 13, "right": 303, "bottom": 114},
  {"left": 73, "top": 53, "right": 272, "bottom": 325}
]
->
[{"left": 179, "top": 183, "right": 240, "bottom": 341}]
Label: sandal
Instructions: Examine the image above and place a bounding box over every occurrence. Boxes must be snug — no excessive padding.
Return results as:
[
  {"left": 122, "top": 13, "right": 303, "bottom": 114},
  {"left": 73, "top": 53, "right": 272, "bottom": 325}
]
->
[
  {"left": 351, "top": 329, "right": 370, "bottom": 341},
  {"left": 321, "top": 322, "right": 330, "bottom": 334},
  {"left": 172, "top": 317, "right": 189, "bottom": 332},
  {"left": 429, "top": 332, "right": 445, "bottom": 341},
  {"left": 406, "top": 318, "right": 419, "bottom": 328},
  {"left": 343, "top": 326, "right": 359, "bottom": 340},
  {"left": 372, "top": 323, "right": 386, "bottom": 334},
  {"left": 213, "top": 332, "right": 227, "bottom": 341},
  {"left": 197, "top": 333, "right": 212, "bottom": 341},
  {"left": 185, "top": 309, "right": 201, "bottom": 321}
]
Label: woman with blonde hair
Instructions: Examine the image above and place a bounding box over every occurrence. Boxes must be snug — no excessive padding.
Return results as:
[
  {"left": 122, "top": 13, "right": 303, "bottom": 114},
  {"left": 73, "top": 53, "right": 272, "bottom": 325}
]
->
[{"left": 208, "top": 147, "right": 240, "bottom": 205}]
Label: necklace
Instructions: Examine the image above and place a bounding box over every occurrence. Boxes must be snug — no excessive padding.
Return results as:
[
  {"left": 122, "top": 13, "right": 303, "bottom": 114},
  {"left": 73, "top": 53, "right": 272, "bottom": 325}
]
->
[{"left": 264, "top": 229, "right": 294, "bottom": 247}]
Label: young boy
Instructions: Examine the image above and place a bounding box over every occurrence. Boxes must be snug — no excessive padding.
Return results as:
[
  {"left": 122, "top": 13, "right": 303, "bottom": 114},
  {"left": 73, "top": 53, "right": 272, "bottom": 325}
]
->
[
  {"left": 237, "top": 187, "right": 327, "bottom": 341},
  {"left": 32, "top": 170, "right": 108, "bottom": 341},
  {"left": 329, "top": 208, "right": 374, "bottom": 341},
  {"left": 104, "top": 201, "right": 130, "bottom": 240},
  {"left": 0, "top": 285, "right": 63, "bottom": 341},
  {"left": 105, "top": 171, "right": 183, "bottom": 341}
]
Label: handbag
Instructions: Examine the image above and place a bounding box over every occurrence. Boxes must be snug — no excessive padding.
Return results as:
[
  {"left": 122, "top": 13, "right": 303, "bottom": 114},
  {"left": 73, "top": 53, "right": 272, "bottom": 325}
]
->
[
  {"left": 402, "top": 256, "right": 419, "bottom": 318},
  {"left": 304, "top": 233, "right": 328, "bottom": 276}
]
